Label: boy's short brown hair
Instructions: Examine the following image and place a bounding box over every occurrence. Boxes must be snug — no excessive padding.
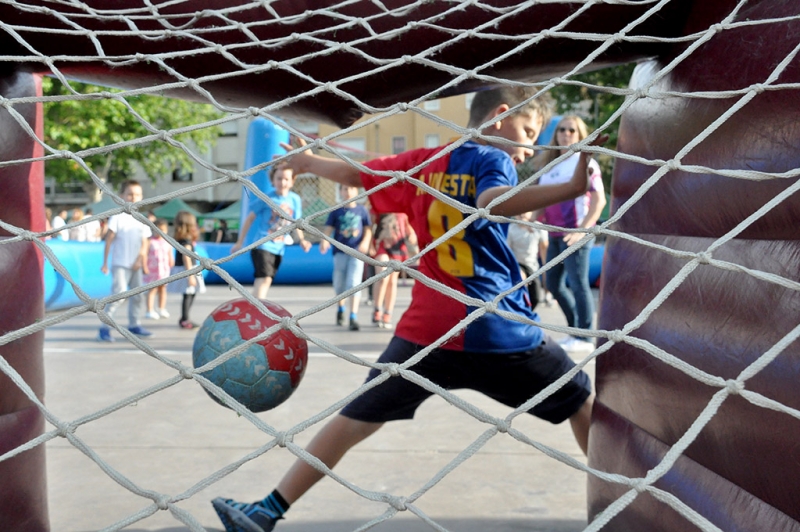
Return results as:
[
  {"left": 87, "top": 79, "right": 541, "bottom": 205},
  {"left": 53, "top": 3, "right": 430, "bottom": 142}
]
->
[
  {"left": 119, "top": 179, "right": 142, "bottom": 194},
  {"left": 269, "top": 163, "right": 295, "bottom": 181},
  {"left": 467, "top": 87, "right": 554, "bottom": 129}
]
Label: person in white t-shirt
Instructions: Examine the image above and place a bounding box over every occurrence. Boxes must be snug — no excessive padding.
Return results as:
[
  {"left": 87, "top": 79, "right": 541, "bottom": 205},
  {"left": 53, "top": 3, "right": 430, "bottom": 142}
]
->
[
  {"left": 52, "top": 209, "right": 69, "bottom": 240},
  {"left": 537, "top": 115, "right": 606, "bottom": 353},
  {"left": 97, "top": 180, "right": 153, "bottom": 342}
]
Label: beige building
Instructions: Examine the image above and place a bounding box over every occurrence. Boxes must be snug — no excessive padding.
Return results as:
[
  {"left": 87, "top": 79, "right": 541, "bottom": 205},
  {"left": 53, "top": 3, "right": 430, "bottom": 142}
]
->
[{"left": 316, "top": 94, "right": 473, "bottom": 161}]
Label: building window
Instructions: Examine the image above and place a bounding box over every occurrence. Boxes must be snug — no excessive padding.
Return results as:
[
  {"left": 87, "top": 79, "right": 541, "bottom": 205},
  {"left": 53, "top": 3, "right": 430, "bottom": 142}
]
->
[
  {"left": 172, "top": 168, "right": 193, "bottom": 182},
  {"left": 392, "top": 136, "right": 406, "bottom": 154},
  {"left": 220, "top": 119, "right": 239, "bottom": 136},
  {"left": 423, "top": 99, "right": 441, "bottom": 111},
  {"left": 424, "top": 134, "right": 440, "bottom": 148}
]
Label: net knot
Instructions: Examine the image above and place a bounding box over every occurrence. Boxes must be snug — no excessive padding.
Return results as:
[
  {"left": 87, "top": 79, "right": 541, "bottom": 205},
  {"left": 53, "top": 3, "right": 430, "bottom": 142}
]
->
[
  {"left": 398, "top": 102, "right": 410, "bottom": 112},
  {"left": 323, "top": 82, "right": 335, "bottom": 93},
  {"left": 392, "top": 170, "right": 406, "bottom": 182},
  {"left": 92, "top": 299, "right": 105, "bottom": 314},
  {"left": 313, "top": 138, "right": 325, "bottom": 150},
  {"left": 710, "top": 23, "right": 724, "bottom": 33},
  {"left": 158, "top": 130, "right": 170, "bottom": 142},
  {"left": 609, "top": 330, "right": 625, "bottom": 343},
  {"left": 280, "top": 316, "right": 293, "bottom": 330},
  {"left": 484, "top": 301, "right": 498, "bottom": 314},
  {"left": 58, "top": 150, "right": 73, "bottom": 160},
  {"left": 725, "top": 379, "right": 744, "bottom": 395},
  {"left": 475, "top": 207, "right": 488, "bottom": 218},
  {"left": 19, "top": 230, "right": 36, "bottom": 241},
  {"left": 179, "top": 366, "right": 194, "bottom": 380},
  {"left": 385, "top": 363, "right": 401, "bottom": 377},
  {"left": 199, "top": 257, "right": 214, "bottom": 270},
  {"left": 612, "top": 32, "right": 624, "bottom": 43},
  {"left": 56, "top": 421, "right": 76, "bottom": 438},
  {"left": 468, "top": 128, "right": 480, "bottom": 139},
  {"left": 696, "top": 251, "right": 712, "bottom": 264},
  {"left": 387, "top": 495, "right": 408, "bottom": 511},
  {"left": 495, "top": 420, "right": 510, "bottom": 433},
  {"left": 276, "top": 432, "right": 293, "bottom": 447},
  {"left": 388, "top": 259, "right": 404, "bottom": 272},
  {"left": 539, "top": 29, "right": 553, "bottom": 38},
  {"left": 665, "top": 159, "right": 679, "bottom": 171},
  {"left": 249, "top": 107, "right": 261, "bottom": 117},
  {"left": 155, "top": 495, "right": 170, "bottom": 510},
  {"left": 751, "top": 83, "right": 766, "bottom": 94},
  {"left": 631, "top": 478, "right": 648, "bottom": 493}
]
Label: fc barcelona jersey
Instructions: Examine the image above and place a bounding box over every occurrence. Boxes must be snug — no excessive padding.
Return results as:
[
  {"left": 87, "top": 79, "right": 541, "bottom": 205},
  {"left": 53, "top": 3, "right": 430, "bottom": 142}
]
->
[{"left": 361, "top": 141, "right": 543, "bottom": 353}]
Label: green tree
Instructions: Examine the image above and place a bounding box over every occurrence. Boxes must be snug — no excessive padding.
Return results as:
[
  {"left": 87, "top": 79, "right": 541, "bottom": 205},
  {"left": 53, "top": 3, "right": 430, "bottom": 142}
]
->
[
  {"left": 43, "top": 77, "right": 224, "bottom": 202},
  {"left": 519, "top": 63, "right": 636, "bottom": 192}
]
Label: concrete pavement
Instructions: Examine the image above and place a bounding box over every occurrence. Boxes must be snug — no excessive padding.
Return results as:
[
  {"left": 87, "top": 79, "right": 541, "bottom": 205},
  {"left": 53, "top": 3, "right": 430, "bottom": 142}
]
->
[{"left": 43, "top": 281, "right": 596, "bottom": 532}]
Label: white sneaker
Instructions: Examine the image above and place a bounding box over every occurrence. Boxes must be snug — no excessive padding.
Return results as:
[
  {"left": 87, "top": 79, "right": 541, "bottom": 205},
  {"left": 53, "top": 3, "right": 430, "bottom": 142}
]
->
[
  {"left": 561, "top": 337, "right": 595, "bottom": 352},
  {"left": 158, "top": 308, "right": 170, "bottom": 318},
  {"left": 145, "top": 311, "right": 161, "bottom": 320}
]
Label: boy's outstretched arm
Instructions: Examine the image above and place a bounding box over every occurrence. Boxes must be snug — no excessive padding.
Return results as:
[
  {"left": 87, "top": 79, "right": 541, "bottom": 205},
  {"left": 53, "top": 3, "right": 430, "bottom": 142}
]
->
[
  {"left": 477, "top": 135, "right": 609, "bottom": 217},
  {"left": 279, "top": 139, "right": 361, "bottom": 188}
]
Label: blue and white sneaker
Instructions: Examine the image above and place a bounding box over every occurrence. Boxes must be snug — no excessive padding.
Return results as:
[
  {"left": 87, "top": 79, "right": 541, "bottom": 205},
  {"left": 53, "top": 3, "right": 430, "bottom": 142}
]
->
[
  {"left": 211, "top": 497, "right": 281, "bottom": 532},
  {"left": 127, "top": 326, "right": 153, "bottom": 337},
  {"left": 97, "top": 327, "right": 114, "bottom": 343}
]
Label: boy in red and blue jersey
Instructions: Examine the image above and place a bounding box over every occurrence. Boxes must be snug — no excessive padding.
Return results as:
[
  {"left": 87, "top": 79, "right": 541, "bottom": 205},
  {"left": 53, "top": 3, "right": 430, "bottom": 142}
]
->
[{"left": 212, "top": 88, "right": 607, "bottom": 532}]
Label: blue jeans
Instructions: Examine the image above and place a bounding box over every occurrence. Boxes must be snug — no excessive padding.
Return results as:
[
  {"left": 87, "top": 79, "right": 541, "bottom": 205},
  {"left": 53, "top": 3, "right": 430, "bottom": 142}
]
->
[
  {"left": 332, "top": 252, "right": 365, "bottom": 297},
  {"left": 545, "top": 236, "right": 595, "bottom": 341}
]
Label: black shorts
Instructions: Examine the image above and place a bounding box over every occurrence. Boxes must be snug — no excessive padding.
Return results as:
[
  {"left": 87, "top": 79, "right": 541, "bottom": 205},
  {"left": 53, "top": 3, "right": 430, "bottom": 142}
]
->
[
  {"left": 250, "top": 249, "right": 282, "bottom": 279},
  {"left": 341, "top": 336, "right": 592, "bottom": 425}
]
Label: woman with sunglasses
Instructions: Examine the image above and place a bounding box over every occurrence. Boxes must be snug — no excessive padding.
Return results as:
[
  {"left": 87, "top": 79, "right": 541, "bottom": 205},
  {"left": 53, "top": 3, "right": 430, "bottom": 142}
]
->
[{"left": 536, "top": 115, "right": 606, "bottom": 353}]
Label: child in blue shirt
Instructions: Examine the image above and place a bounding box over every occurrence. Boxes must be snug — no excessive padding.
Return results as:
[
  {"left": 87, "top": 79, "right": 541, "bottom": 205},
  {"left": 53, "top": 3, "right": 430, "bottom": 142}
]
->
[
  {"left": 231, "top": 164, "right": 312, "bottom": 299},
  {"left": 319, "top": 184, "right": 372, "bottom": 330}
]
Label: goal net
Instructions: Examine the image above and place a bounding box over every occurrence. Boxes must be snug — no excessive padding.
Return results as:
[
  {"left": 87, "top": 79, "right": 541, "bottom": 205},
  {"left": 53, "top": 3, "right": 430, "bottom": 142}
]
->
[{"left": 0, "top": 1, "right": 798, "bottom": 531}]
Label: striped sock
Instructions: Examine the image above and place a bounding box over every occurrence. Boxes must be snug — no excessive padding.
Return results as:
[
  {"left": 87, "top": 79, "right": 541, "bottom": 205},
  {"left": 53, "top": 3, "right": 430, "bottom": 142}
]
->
[{"left": 260, "top": 490, "right": 289, "bottom": 517}]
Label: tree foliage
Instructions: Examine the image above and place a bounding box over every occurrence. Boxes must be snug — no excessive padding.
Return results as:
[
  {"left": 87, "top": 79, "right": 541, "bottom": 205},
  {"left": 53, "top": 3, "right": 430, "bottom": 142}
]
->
[
  {"left": 518, "top": 63, "right": 636, "bottom": 190},
  {"left": 549, "top": 63, "right": 636, "bottom": 187},
  {"left": 42, "top": 77, "right": 223, "bottom": 198}
]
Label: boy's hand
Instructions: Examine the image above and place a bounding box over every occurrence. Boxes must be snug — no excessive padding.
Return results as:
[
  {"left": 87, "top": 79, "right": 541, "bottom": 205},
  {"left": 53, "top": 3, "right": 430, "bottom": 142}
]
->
[
  {"left": 101, "top": 264, "right": 108, "bottom": 275},
  {"left": 300, "top": 239, "right": 312, "bottom": 252},
  {"left": 278, "top": 136, "right": 311, "bottom": 175},
  {"left": 319, "top": 239, "right": 330, "bottom": 254},
  {"left": 230, "top": 241, "right": 242, "bottom": 254},
  {"left": 571, "top": 134, "right": 609, "bottom": 194}
]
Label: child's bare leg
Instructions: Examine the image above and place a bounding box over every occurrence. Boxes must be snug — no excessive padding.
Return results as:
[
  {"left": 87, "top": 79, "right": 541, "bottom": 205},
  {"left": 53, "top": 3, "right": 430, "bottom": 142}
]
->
[
  {"left": 384, "top": 271, "right": 400, "bottom": 314},
  {"left": 568, "top": 394, "right": 594, "bottom": 456},
  {"left": 276, "top": 415, "right": 383, "bottom": 504},
  {"left": 253, "top": 276, "right": 273, "bottom": 299},
  {"left": 373, "top": 264, "right": 388, "bottom": 311},
  {"left": 146, "top": 287, "right": 157, "bottom": 313},
  {"left": 157, "top": 285, "right": 167, "bottom": 311},
  {"left": 350, "top": 291, "right": 361, "bottom": 314}
]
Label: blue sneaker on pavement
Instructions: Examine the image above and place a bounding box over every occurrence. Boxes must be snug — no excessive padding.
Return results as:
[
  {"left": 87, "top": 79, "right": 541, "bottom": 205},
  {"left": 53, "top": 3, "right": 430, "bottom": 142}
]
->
[
  {"left": 211, "top": 497, "right": 281, "bottom": 532},
  {"left": 127, "top": 326, "right": 153, "bottom": 337},
  {"left": 96, "top": 327, "right": 114, "bottom": 343}
]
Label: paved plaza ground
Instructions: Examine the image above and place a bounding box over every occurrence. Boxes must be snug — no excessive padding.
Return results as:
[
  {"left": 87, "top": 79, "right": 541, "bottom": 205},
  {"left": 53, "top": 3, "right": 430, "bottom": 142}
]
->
[{"left": 43, "top": 281, "right": 596, "bottom": 531}]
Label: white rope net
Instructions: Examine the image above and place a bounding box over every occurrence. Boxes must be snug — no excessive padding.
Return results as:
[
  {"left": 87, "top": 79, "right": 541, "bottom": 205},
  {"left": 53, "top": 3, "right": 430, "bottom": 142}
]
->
[{"left": 1, "top": 1, "right": 799, "bottom": 530}]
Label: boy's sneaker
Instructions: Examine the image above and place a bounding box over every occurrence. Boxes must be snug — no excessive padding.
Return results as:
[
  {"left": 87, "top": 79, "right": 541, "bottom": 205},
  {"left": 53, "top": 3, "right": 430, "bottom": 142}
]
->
[
  {"left": 561, "top": 337, "right": 595, "bottom": 352},
  {"left": 158, "top": 308, "right": 170, "bottom": 318},
  {"left": 372, "top": 309, "right": 381, "bottom": 325},
  {"left": 380, "top": 313, "right": 393, "bottom": 330},
  {"left": 145, "top": 311, "right": 161, "bottom": 320},
  {"left": 179, "top": 320, "right": 198, "bottom": 330},
  {"left": 96, "top": 327, "right": 114, "bottom": 343},
  {"left": 127, "top": 326, "right": 153, "bottom": 337},
  {"left": 336, "top": 309, "right": 344, "bottom": 326},
  {"left": 349, "top": 318, "right": 360, "bottom": 331},
  {"left": 211, "top": 497, "right": 281, "bottom": 532}
]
